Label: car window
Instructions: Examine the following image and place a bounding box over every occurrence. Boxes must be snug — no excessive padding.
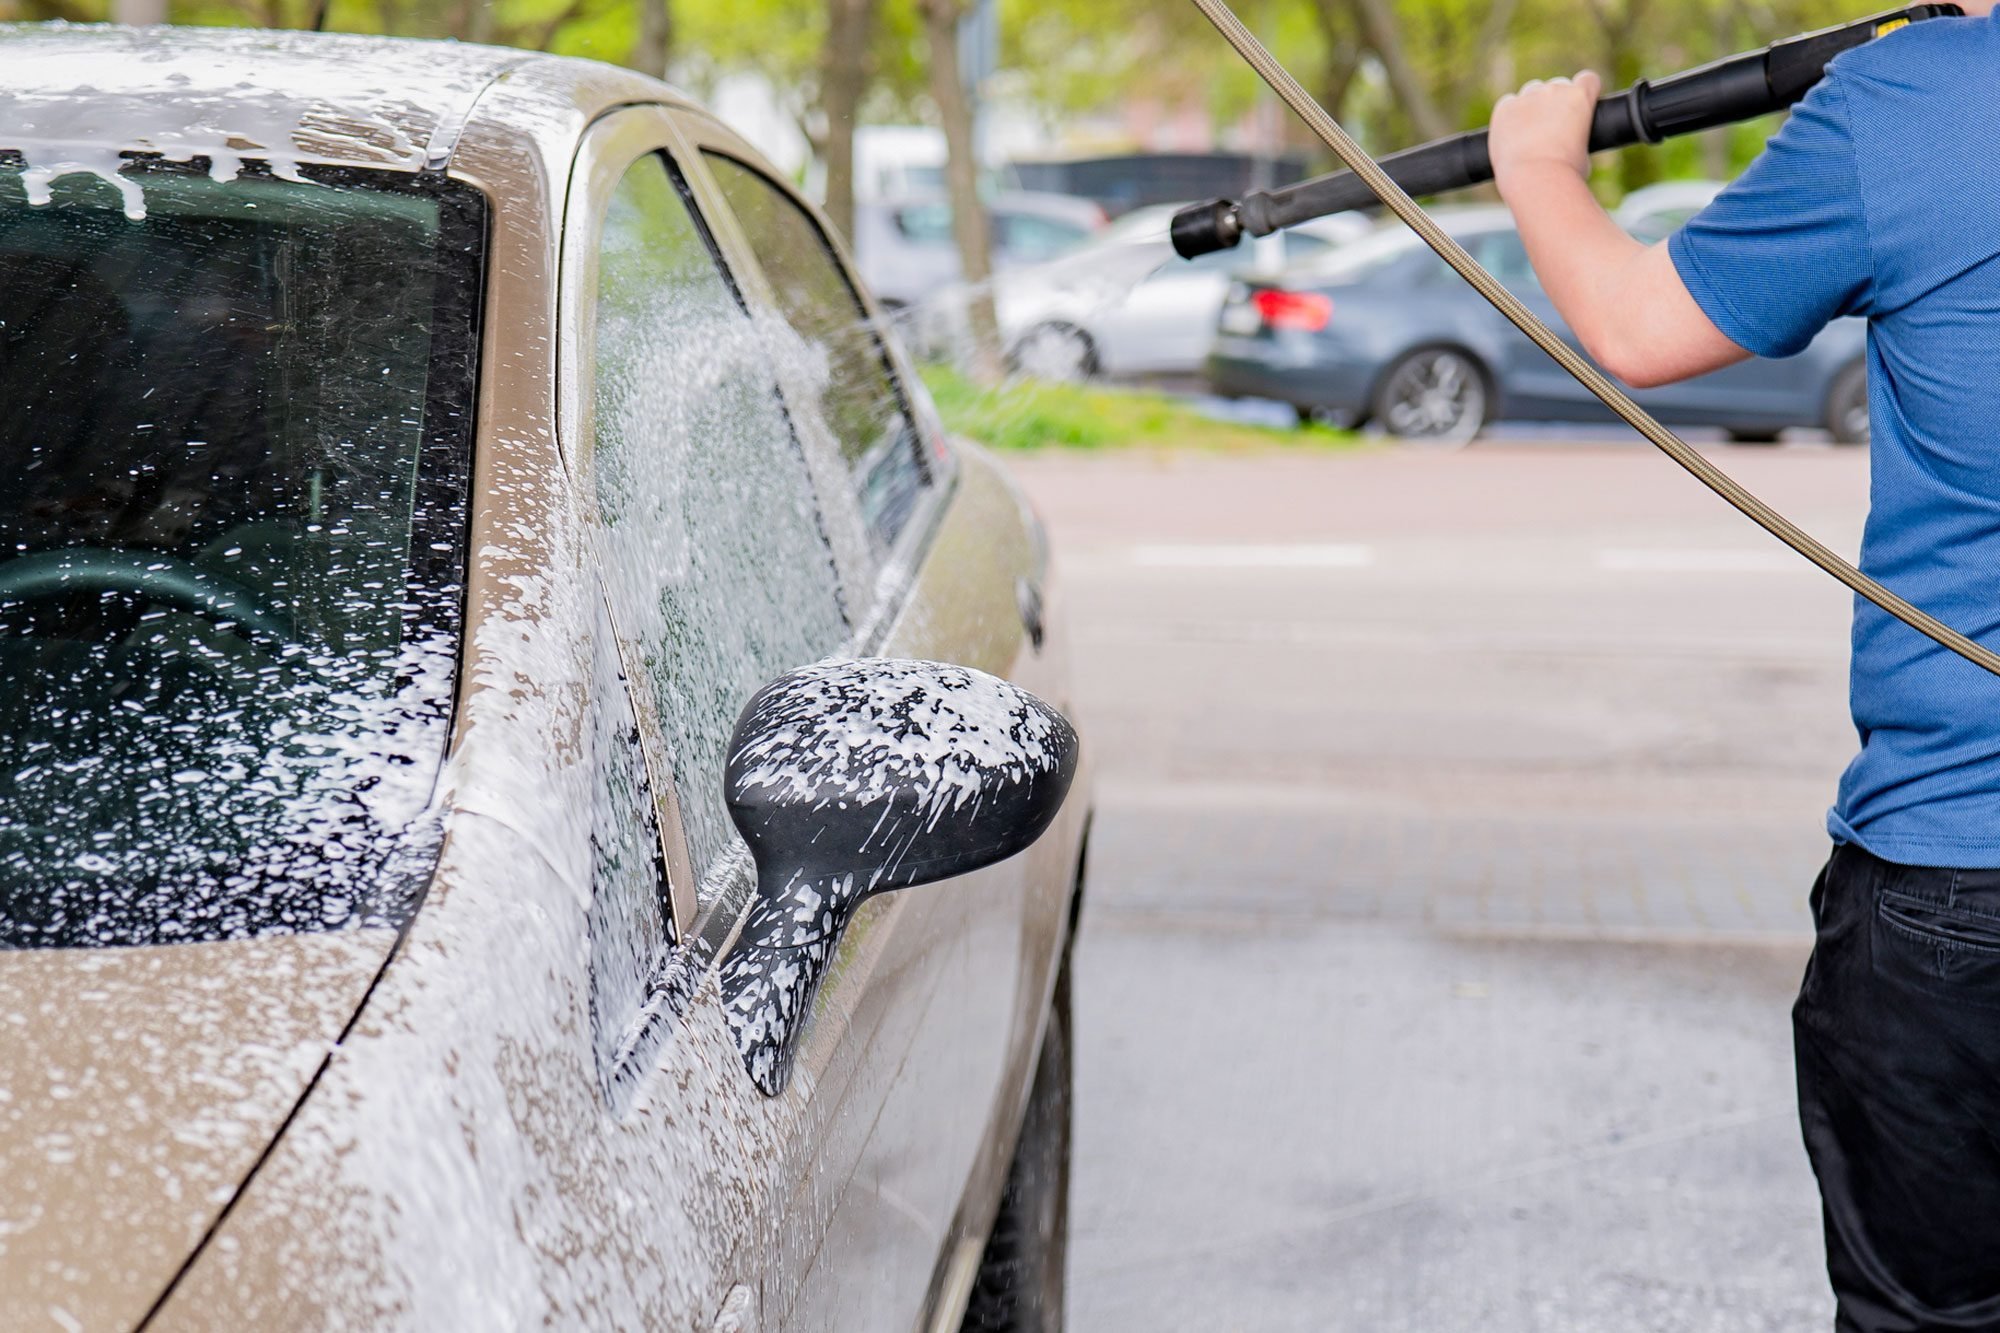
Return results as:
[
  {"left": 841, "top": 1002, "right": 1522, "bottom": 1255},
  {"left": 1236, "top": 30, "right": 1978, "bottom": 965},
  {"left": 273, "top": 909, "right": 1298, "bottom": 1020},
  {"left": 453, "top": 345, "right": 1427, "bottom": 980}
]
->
[
  {"left": 1471, "top": 230, "right": 1539, "bottom": 289},
  {"left": 588, "top": 152, "right": 848, "bottom": 905},
  {"left": 996, "top": 211, "right": 1091, "bottom": 261},
  {"left": 0, "top": 162, "right": 482, "bottom": 949},
  {"left": 893, "top": 202, "right": 954, "bottom": 246},
  {"left": 702, "top": 152, "right": 930, "bottom": 550}
]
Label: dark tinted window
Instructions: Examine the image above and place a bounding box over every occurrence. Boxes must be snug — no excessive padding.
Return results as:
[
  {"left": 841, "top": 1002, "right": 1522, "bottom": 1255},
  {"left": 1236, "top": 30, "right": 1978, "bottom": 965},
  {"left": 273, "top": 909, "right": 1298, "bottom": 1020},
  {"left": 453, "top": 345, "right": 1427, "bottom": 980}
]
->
[
  {"left": 702, "top": 152, "right": 928, "bottom": 548},
  {"left": 0, "top": 163, "right": 481, "bottom": 949},
  {"left": 590, "top": 153, "right": 847, "bottom": 903}
]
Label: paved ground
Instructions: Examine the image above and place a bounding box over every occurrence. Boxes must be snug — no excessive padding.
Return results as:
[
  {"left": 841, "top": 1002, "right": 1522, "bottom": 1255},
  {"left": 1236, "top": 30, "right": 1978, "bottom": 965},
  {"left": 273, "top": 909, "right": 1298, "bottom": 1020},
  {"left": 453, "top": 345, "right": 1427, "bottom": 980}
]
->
[{"left": 1009, "top": 439, "right": 1874, "bottom": 1331}]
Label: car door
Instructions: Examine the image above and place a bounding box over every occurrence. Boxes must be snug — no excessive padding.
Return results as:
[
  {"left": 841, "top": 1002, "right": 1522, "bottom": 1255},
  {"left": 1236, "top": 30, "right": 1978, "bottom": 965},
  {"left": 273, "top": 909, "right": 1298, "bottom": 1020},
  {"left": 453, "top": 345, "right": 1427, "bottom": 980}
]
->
[
  {"left": 672, "top": 115, "right": 1073, "bottom": 1332},
  {"left": 566, "top": 103, "right": 947, "bottom": 1330}
]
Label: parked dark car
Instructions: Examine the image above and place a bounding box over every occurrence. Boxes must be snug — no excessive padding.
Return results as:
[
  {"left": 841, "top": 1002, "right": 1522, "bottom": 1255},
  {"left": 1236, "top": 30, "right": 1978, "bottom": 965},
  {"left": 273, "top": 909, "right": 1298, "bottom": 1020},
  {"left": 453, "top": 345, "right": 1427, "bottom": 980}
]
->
[{"left": 1206, "top": 206, "right": 1870, "bottom": 445}]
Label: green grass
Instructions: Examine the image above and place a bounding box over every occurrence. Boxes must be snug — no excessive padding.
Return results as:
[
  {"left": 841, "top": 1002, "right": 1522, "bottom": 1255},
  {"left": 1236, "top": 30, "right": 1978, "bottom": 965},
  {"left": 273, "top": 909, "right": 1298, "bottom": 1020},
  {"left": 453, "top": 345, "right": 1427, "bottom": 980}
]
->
[{"left": 919, "top": 365, "right": 1357, "bottom": 453}]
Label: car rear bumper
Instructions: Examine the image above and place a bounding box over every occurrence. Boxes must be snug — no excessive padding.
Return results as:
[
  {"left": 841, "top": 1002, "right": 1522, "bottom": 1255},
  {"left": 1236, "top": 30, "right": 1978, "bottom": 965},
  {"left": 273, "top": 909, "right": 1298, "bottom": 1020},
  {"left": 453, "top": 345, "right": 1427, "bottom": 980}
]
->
[{"left": 1205, "top": 336, "right": 1374, "bottom": 414}]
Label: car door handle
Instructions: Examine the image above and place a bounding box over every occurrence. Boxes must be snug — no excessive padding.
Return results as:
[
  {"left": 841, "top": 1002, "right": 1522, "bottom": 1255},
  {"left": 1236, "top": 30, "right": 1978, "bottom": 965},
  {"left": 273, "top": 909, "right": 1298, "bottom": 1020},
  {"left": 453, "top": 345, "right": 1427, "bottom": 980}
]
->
[{"left": 1016, "top": 577, "right": 1045, "bottom": 653}]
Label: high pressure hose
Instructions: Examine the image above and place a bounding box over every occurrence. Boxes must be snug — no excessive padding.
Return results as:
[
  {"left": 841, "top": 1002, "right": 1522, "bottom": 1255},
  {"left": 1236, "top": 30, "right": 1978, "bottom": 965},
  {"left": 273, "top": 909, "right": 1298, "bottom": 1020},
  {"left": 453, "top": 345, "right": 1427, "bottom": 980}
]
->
[{"left": 1191, "top": 0, "right": 2000, "bottom": 680}]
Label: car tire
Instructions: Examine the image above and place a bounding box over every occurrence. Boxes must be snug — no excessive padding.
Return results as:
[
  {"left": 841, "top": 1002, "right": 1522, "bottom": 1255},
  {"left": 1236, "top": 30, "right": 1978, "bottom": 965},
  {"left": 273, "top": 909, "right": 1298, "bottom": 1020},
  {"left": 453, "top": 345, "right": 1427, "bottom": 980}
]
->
[
  {"left": 1009, "top": 324, "right": 1096, "bottom": 383},
  {"left": 1372, "top": 346, "right": 1489, "bottom": 445},
  {"left": 1825, "top": 360, "right": 1869, "bottom": 445},
  {"left": 1725, "top": 428, "right": 1781, "bottom": 445},
  {"left": 960, "top": 960, "right": 1072, "bottom": 1333}
]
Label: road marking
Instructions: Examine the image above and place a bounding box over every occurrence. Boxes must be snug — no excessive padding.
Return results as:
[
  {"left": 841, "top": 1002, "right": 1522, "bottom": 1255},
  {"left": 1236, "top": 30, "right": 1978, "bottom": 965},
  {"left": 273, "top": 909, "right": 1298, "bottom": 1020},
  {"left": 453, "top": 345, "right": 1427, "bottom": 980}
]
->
[
  {"left": 1596, "top": 547, "right": 1809, "bottom": 574},
  {"left": 1125, "top": 542, "right": 1375, "bottom": 569}
]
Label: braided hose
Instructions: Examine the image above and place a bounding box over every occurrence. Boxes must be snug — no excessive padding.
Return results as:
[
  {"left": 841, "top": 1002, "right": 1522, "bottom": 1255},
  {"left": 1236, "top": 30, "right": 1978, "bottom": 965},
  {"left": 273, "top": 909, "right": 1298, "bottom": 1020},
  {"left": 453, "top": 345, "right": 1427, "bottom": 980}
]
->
[{"left": 1192, "top": 0, "right": 2000, "bottom": 679}]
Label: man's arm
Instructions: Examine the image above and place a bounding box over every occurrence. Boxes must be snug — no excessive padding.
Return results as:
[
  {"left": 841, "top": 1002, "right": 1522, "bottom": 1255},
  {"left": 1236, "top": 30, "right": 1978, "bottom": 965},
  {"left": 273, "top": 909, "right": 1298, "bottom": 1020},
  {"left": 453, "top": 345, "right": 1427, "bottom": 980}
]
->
[{"left": 1489, "top": 70, "right": 1751, "bottom": 388}]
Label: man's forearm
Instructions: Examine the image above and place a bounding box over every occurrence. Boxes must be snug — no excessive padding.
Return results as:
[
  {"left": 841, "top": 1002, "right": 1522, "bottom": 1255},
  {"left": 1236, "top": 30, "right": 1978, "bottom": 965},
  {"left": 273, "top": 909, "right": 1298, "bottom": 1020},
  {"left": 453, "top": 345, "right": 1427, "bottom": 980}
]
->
[
  {"left": 1500, "top": 164, "right": 1749, "bottom": 387},
  {"left": 1489, "top": 71, "right": 1752, "bottom": 388}
]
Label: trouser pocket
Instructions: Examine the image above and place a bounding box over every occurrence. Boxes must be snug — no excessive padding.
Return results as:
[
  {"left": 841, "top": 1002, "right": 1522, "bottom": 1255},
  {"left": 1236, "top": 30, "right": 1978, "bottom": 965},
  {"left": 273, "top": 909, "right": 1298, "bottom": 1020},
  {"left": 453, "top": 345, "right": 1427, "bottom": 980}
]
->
[{"left": 1873, "top": 887, "right": 2000, "bottom": 1010}]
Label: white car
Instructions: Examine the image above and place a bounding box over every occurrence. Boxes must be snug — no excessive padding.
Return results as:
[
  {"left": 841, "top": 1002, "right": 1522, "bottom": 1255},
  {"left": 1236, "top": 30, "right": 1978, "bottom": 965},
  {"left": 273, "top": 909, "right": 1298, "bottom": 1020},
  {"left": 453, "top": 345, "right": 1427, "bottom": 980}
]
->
[{"left": 921, "top": 202, "right": 1372, "bottom": 381}]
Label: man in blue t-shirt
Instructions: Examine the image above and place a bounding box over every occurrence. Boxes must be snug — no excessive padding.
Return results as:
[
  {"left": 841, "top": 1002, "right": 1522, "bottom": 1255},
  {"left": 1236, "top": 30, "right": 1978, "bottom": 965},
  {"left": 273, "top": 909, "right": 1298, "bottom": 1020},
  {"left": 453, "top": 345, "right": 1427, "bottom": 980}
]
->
[{"left": 1490, "top": 10, "right": 2000, "bottom": 1328}]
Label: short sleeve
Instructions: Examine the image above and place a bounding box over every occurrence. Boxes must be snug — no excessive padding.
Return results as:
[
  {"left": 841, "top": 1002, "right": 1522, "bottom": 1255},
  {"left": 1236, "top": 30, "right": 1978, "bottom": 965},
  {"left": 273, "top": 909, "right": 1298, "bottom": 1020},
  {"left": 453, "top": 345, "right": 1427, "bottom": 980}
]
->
[{"left": 1668, "top": 73, "right": 1873, "bottom": 358}]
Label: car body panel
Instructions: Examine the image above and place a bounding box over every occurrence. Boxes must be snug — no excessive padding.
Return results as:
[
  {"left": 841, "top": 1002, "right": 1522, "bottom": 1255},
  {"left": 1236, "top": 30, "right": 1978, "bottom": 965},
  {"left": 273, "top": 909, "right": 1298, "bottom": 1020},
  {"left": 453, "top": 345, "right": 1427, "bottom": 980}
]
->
[
  {"left": 0, "top": 27, "right": 1088, "bottom": 1332},
  {"left": 0, "top": 930, "right": 395, "bottom": 1330}
]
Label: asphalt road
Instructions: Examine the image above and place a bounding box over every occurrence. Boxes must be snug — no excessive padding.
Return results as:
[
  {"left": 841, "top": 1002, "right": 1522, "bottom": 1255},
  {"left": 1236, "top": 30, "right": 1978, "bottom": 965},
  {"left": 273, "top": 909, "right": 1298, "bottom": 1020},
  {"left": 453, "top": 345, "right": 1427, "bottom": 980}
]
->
[{"left": 1009, "top": 440, "right": 1873, "bottom": 1332}]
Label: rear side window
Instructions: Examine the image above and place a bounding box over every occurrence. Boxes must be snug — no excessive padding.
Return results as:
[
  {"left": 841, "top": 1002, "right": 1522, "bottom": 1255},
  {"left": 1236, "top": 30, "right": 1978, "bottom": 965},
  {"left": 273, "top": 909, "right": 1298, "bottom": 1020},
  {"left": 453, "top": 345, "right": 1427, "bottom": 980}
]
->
[
  {"left": 701, "top": 152, "right": 929, "bottom": 549},
  {"left": 588, "top": 153, "right": 847, "bottom": 903}
]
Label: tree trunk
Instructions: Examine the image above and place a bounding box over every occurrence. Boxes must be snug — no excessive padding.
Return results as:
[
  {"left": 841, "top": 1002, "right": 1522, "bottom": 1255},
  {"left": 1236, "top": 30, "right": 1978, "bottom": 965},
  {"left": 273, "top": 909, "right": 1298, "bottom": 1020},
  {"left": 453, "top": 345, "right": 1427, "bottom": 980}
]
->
[
  {"left": 1307, "top": 0, "right": 1362, "bottom": 119},
  {"left": 921, "top": 0, "right": 1002, "bottom": 384},
  {"left": 1450, "top": 0, "right": 1519, "bottom": 124},
  {"left": 820, "top": 0, "right": 877, "bottom": 243},
  {"left": 111, "top": 0, "right": 168, "bottom": 22},
  {"left": 633, "top": 0, "right": 672, "bottom": 79},
  {"left": 1340, "top": 0, "right": 1449, "bottom": 143}
]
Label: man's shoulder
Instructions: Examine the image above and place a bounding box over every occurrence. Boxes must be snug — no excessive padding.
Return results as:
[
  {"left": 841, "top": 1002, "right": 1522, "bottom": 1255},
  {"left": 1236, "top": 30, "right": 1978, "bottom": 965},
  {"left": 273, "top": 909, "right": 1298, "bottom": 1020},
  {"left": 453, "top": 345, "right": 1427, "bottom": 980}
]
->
[{"left": 1830, "top": 12, "right": 1999, "bottom": 92}]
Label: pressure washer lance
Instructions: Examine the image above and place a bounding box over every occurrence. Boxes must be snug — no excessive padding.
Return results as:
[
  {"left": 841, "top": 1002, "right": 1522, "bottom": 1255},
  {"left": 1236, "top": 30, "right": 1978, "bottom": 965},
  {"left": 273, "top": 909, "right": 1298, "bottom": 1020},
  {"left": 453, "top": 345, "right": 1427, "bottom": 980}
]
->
[
  {"left": 1188, "top": 0, "right": 2000, "bottom": 681},
  {"left": 1173, "top": 4, "right": 1960, "bottom": 260}
]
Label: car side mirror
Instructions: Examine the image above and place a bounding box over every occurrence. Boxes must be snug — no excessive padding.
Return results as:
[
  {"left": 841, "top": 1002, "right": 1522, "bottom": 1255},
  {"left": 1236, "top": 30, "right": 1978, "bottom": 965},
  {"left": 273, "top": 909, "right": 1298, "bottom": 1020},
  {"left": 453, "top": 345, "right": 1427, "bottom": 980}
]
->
[{"left": 717, "top": 658, "right": 1080, "bottom": 1095}]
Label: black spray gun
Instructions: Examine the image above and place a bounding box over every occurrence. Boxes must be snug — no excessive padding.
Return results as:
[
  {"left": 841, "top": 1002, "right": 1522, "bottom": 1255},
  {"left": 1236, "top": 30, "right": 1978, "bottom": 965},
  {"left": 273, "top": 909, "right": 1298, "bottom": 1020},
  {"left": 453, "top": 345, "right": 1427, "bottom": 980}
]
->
[
  {"left": 1179, "top": 0, "right": 2000, "bottom": 681},
  {"left": 1172, "top": 5, "right": 1959, "bottom": 260}
]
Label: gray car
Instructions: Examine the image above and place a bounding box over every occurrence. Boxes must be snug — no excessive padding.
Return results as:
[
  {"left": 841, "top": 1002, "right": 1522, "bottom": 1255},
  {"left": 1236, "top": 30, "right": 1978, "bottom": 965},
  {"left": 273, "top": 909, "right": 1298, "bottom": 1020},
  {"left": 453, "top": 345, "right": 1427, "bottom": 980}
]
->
[{"left": 1206, "top": 206, "right": 1870, "bottom": 445}]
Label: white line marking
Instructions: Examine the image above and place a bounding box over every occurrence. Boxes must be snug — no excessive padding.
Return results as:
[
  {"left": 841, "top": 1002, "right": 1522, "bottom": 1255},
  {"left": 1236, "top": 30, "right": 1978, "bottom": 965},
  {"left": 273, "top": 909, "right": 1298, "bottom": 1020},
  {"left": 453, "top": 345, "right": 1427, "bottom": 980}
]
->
[
  {"left": 1126, "top": 542, "right": 1376, "bottom": 569},
  {"left": 1596, "top": 547, "right": 1806, "bottom": 574}
]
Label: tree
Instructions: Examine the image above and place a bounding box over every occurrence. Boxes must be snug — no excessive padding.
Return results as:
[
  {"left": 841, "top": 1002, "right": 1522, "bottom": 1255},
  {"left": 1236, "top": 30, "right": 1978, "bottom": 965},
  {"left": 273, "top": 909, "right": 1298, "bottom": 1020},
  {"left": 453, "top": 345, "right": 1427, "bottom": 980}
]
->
[
  {"left": 819, "top": 0, "right": 878, "bottom": 240},
  {"left": 632, "top": 0, "right": 671, "bottom": 77},
  {"left": 920, "top": 0, "right": 1002, "bottom": 383}
]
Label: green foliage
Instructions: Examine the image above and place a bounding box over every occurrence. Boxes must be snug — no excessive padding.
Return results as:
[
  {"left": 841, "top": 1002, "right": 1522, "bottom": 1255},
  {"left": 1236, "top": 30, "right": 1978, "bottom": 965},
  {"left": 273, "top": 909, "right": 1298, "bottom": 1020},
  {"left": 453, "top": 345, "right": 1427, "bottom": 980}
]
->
[
  {"left": 920, "top": 364, "right": 1357, "bottom": 452},
  {"left": 0, "top": 0, "right": 1876, "bottom": 200}
]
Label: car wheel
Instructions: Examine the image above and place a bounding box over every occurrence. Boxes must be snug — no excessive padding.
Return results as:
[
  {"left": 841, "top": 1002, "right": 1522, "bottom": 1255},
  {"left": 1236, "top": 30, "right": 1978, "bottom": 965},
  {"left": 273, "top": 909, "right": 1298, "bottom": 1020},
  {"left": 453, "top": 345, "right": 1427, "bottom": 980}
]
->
[
  {"left": 960, "top": 959, "right": 1072, "bottom": 1333},
  {"left": 1373, "top": 347, "right": 1488, "bottom": 445},
  {"left": 1825, "top": 360, "right": 1869, "bottom": 445},
  {"left": 1010, "top": 324, "right": 1095, "bottom": 382},
  {"left": 1725, "top": 428, "right": 1781, "bottom": 446}
]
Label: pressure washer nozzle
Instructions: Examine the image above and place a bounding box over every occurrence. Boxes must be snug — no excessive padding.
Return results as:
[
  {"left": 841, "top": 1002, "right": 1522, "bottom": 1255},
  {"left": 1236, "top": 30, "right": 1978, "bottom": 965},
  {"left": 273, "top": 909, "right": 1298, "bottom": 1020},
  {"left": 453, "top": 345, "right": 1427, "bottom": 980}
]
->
[{"left": 1170, "top": 198, "right": 1243, "bottom": 259}]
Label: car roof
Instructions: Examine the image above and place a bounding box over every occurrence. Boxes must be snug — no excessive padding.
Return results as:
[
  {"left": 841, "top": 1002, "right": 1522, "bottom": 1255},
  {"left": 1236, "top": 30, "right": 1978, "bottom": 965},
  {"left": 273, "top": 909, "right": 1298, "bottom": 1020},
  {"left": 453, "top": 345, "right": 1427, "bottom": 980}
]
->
[{"left": 0, "top": 24, "right": 672, "bottom": 174}]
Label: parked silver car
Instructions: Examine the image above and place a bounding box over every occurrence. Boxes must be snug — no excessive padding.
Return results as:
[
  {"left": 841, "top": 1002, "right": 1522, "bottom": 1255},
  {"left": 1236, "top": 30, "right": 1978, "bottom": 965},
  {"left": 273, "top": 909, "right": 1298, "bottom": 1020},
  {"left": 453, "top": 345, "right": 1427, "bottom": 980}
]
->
[
  {"left": 1206, "top": 204, "right": 1869, "bottom": 444},
  {"left": 919, "top": 202, "right": 1371, "bottom": 382}
]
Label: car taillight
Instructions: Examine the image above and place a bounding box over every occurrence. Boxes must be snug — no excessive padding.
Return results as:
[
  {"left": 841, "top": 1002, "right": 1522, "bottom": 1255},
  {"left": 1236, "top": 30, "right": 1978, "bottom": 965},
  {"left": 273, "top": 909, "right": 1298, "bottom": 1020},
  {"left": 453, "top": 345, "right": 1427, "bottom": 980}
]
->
[{"left": 1251, "top": 288, "right": 1333, "bottom": 332}]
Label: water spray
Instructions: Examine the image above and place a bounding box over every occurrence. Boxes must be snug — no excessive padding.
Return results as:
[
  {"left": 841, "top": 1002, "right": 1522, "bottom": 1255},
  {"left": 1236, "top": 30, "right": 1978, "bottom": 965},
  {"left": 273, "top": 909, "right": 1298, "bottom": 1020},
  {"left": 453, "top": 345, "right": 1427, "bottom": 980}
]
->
[{"left": 1185, "top": 0, "right": 2000, "bottom": 681}]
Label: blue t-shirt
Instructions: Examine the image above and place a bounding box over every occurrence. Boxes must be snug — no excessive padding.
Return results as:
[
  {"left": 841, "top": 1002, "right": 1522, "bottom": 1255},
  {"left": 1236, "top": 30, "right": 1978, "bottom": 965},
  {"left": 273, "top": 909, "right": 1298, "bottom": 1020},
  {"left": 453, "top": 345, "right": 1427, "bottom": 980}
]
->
[{"left": 1669, "top": 11, "right": 2000, "bottom": 867}]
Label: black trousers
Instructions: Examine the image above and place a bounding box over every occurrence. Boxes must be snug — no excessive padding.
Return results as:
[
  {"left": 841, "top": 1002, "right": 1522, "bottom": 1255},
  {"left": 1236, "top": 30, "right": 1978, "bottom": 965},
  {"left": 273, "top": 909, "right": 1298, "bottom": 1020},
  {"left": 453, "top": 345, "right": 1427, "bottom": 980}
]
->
[{"left": 1797, "top": 842, "right": 2000, "bottom": 1331}]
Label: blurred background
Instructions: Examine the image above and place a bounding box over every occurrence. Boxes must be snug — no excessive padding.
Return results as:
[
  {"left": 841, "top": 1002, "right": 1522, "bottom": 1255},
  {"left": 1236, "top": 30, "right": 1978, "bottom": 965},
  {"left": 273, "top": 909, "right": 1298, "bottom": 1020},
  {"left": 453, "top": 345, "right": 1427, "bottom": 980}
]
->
[{"left": 5, "top": 0, "right": 1873, "bottom": 1324}]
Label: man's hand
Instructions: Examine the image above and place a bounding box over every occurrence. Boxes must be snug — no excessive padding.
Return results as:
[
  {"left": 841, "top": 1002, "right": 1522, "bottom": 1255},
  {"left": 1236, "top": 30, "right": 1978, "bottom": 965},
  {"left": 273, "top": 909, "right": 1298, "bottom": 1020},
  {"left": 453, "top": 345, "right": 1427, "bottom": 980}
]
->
[
  {"left": 1490, "top": 70, "right": 1602, "bottom": 197},
  {"left": 1486, "top": 69, "right": 1748, "bottom": 387}
]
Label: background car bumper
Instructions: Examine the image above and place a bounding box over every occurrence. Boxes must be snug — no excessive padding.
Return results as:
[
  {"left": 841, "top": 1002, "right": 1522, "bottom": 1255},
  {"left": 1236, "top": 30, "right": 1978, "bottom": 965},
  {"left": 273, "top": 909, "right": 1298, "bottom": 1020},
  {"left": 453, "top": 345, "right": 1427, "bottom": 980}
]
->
[{"left": 1206, "top": 338, "right": 1374, "bottom": 416}]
